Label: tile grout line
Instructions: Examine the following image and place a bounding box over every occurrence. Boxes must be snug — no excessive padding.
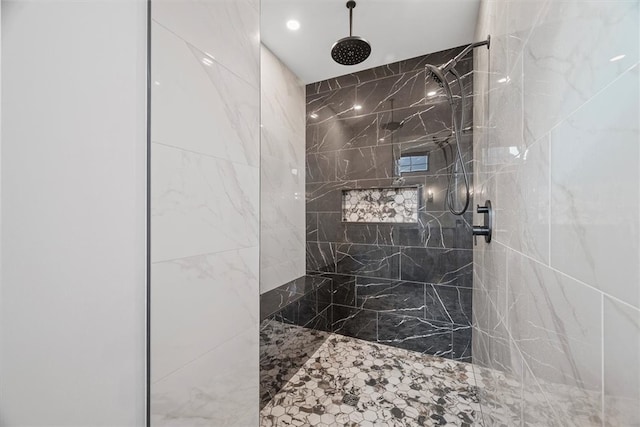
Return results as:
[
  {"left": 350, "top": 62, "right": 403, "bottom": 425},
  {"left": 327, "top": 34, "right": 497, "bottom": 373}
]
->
[
  {"left": 151, "top": 245, "right": 256, "bottom": 265},
  {"left": 548, "top": 131, "right": 552, "bottom": 268},
  {"left": 601, "top": 293, "right": 605, "bottom": 427},
  {"left": 493, "top": 240, "right": 640, "bottom": 313},
  {"left": 151, "top": 140, "right": 258, "bottom": 169}
]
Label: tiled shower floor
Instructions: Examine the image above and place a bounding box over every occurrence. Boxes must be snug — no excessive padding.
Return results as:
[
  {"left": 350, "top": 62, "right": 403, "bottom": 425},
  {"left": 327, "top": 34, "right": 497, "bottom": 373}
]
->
[{"left": 260, "top": 329, "right": 483, "bottom": 426}]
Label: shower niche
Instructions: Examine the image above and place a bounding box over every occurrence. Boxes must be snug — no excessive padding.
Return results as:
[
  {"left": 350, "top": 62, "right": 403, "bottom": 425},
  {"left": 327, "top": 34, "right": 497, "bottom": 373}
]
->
[{"left": 341, "top": 187, "right": 421, "bottom": 223}]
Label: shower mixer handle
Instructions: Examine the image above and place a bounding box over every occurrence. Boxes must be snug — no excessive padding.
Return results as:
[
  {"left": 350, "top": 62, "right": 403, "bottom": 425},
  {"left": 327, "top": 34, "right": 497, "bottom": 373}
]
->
[{"left": 472, "top": 200, "right": 492, "bottom": 244}]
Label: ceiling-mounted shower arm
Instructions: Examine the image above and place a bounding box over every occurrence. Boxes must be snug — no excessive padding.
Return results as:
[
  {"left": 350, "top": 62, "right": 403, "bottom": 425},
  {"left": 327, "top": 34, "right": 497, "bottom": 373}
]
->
[
  {"left": 347, "top": 0, "right": 355, "bottom": 37},
  {"left": 440, "top": 35, "right": 491, "bottom": 75}
]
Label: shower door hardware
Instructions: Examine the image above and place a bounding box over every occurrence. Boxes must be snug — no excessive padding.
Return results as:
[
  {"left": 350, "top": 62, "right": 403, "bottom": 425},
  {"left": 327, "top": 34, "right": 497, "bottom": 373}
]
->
[{"left": 472, "top": 200, "right": 492, "bottom": 244}]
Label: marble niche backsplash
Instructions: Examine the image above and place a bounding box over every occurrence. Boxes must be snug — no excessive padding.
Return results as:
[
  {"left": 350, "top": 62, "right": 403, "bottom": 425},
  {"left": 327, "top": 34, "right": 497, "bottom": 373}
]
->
[{"left": 342, "top": 187, "right": 420, "bottom": 223}]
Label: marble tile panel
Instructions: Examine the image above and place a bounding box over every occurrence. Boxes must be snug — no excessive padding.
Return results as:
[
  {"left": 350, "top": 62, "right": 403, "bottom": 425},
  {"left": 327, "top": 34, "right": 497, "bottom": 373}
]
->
[
  {"left": 307, "top": 74, "right": 359, "bottom": 96},
  {"left": 507, "top": 250, "right": 602, "bottom": 420},
  {"left": 355, "top": 277, "right": 425, "bottom": 317},
  {"left": 398, "top": 211, "right": 473, "bottom": 249},
  {"left": 522, "top": 0, "right": 639, "bottom": 143},
  {"left": 550, "top": 66, "right": 639, "bottom": 306},
  {"left": 375, "top": 223, "right": 401, "bottom": 247},
  {"left": 340, "top": 223, "right": 379, "bottom": 245},
  {"left": 331, "top": 305, "right": 378, "bottom": 342},
  {"left": 152, "top": 0, "right": 259, "bottom": 87},
  {"left": 260, "top": 275, "right": 332, "bottom": 321},
  {"left": 261, "top": 156, "right": 305, "bottom": 232},
  {"left": 261, "top": 261, "right": 306, "bottom": 296},
  {"left": 151, "top": 247, "right": 258, "bottom": 382},
  {"left": 377, "top": 314, "right": 453, "bottom": 357},
  {"left": 260, "top": 46, "right": 306, "bottom": 145},
  {"left": 306, "top": 181, "right": 356, "bottom": 212},
  {"left": 316, "top": 283, "right": 333, "bottom": 315},
  {"left": 328, "top": 274, "right": 357, "bottom": 307},
  {"left": 305, "top": 151, "right": 336, "bottom": 183},
  {"left": 425, "top": 284, "right": 472, "bottom": 326},
  {"left": 400, "top": 247, "right": 473, "bottom": 287},
  {"left": 260, "top": 226, "right": 305, "bottom": 272},
  {"left": 525, "top": 367, "right": 604, "bottom": 427},
  {"left": 151, "top": 326, "right": 258, "bottom": 427},
  {"left": 452, "top": 325, "right": 473, "bottom": 362},
  {"left": 336, "top": 243, "right": 401, "bottom": 279},
  {"left": 472, "top": 362, "right": 524, "bottom": 427},
  {"left": 335, "top": 145, "right": 395, "bottom": 181},
  {"left": 316, "top": 212, "right": 342, "bottom": 242},
  {"left": 277, "top": 292, "right": 320, "bottom": 327},
  {"left": 308, "top": 63, "right": 403, "bottom": 96},
  {"left": 305, "top": 212, "right": 318, "bottom": 242},
  {"left": 377, "top": 103, "right": 452, "bottom": 145},
  {"left": 308, "top": 307, "right": 332, "bottom": 333},
  {"left": 306, "top": 242, "right": 336, "bottom": 273},
  {"left": 355, "top": 70, "right": 427, "bottom": 116},
  {"left": 151, "top": 143, "right": 258, "bottom": 262},
  {"left": 306, "top": 86, "right": 357, "bottom": 123},
  {"left": 306, "top": 114, "right": 379, "bottom": 152},
  {"left": 494, "top": 133, "right": 550, "bottom": 264},
  {"left": 603, "top": 297, "right": 640, "bottom": 426},
  {"left": 151, "top": 22, "right": 259, "bottom": 167}
]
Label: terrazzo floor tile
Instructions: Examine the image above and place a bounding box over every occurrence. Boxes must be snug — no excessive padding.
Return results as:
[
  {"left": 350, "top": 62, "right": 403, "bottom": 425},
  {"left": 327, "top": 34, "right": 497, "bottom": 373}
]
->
[{"left": 260, "top": 328, "right": 483, "bottom": 426}]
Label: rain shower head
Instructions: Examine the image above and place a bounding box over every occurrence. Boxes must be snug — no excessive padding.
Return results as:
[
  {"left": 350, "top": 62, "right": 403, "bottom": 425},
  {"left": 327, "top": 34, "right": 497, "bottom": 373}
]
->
[{"left": 331, "top": 1, "right": 371, "bottom": 66}]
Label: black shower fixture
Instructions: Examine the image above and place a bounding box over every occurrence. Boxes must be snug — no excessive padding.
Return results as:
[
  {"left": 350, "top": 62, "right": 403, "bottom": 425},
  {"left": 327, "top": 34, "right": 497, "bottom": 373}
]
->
[{"left": 331, "top": 1, "right": 371, "bottom": 66}]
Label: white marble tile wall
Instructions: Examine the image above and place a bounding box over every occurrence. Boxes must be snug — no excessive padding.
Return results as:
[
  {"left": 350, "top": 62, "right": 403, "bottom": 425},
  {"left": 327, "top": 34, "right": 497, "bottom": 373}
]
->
[
  {"left": 150, "top": 0, "right": 260, "bottom": 425},
  {"left": 260, "top": 45, "right": 306, "bottom": 293},
  {"left": 1, "top": 1, "right": 147, "bottom": 424},
  {"left": 473, "top": 0, "right": 639, "bottom": 425}
]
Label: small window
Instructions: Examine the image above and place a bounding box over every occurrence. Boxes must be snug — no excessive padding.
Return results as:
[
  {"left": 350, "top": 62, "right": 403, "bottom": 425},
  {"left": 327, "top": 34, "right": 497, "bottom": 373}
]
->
[{"left": 398, "top": 154, "right": 429, "bottom": 173}]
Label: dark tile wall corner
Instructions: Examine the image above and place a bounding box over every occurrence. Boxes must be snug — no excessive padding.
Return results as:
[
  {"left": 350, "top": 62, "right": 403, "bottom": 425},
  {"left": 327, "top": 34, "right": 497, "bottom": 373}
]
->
[
  {"left": 259, "top": 275, "right": 333, "bottom": 408},
  {"left": 305, "top": 46, "right": 475, "bottom": 361}
]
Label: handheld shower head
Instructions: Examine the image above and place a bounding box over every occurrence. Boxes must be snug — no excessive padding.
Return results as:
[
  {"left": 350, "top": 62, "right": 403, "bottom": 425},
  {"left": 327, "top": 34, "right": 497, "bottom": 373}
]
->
[
  {"left": 425, "top": 64, "right": 446, "bottom": 88},
  {"left": 424, "top": 35, "right": 491, "bottom": 216},
  {"left": 425, "top": 64, "right": 454, "bottom": 102}
]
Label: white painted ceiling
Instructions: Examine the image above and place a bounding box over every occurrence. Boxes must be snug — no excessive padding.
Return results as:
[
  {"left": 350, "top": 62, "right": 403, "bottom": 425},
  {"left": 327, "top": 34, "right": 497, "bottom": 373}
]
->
[{"left": 262, "top": 0, "right": 482, "bottom": 84}]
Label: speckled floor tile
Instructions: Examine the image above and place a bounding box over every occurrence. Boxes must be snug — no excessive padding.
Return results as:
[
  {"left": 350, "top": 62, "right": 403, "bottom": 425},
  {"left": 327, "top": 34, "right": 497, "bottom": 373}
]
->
[{"left": 260, "top": 328, "right": 482, "bottom": 426}]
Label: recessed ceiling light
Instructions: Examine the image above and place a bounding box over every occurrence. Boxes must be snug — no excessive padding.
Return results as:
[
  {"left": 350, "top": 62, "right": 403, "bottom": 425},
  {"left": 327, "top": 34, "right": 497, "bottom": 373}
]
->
[
  {"left": 286, "top": 20, "right": 300, "bottom": 31},
  {"left": 497, "top": 76, "right": 510, "bottom": 83},
  {"left": 427, "top": 91, "right": 437, "bottom": 97},
  {"left": 353, "top": 104, "right": 362, "bottom": 111},
  {"left": 202, "top": 57, "right": 214, "bottom": 66},
  {"left": 610, "top": 54, "right": 625, "bottom": 62}
]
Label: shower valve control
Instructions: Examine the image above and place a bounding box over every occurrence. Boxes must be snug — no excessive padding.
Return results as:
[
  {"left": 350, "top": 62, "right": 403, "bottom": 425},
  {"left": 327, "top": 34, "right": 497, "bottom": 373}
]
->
[{"left": 472, "top": 200, "right": 493, "bottom": 245}]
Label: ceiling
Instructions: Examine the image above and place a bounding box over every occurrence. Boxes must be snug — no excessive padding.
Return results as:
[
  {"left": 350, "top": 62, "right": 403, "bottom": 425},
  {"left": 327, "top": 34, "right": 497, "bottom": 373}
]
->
[{"left": 261, "top": 0, "right": 482, "bottom": 84}]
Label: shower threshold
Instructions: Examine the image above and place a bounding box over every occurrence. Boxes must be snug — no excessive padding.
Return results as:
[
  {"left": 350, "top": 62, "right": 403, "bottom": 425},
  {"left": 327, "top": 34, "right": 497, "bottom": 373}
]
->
[{"left": 259, "top": 324, "right": 483, "bottom": 427}]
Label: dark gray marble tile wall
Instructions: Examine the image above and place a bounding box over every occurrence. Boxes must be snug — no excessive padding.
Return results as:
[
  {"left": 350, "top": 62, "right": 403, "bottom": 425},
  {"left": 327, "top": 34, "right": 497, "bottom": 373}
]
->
[
  {"left": 259, "top": 275, "right": 333, "bottom": 408},
  {"left": 305, "top": 46, "right": 475, "bottom": 362}
]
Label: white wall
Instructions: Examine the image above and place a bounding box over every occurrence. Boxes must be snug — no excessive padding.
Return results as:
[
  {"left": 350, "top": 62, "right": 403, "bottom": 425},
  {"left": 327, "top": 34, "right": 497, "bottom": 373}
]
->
[
  {"left": 0, "top": 1, "right": 147, "bottom": 425},
  {"left": 149, "top": 0, "right": 260, "bottom": 425},
  {"left": 473, "top": 0, "right": 639, "bottom": 425},
  {"left": 260, "top": 44, "right": 306, "bottom": 293}
]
